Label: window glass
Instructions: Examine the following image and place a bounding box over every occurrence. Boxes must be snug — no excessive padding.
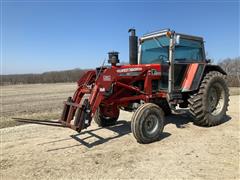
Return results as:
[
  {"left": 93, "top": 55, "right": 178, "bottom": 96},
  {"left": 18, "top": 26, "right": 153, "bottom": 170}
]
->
[
  {"left": 175, "top": 39, "right": 203, "bottom": 61},
  {"left": 141, "top": 36, "right": 203, "bottom": 64},
  {"left": 141, "top": 36, "right": 169, "bottom": 64}
]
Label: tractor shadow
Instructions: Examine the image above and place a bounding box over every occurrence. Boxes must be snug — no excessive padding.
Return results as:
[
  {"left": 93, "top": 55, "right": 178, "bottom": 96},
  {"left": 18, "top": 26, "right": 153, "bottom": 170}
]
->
[
  {"left": 70, "top": 120, "right": 171, "bottom": 149},
  {"left": 165, "top": 110, "right": 232, "bottom": 128},
  {"left": 14, "top": 118, "right": 135, "bottom": 148},
  {"left": 39, "top": 120, "right": 132, "bottom": 151},
  {"left": 165, "top": 110, "right": 193, "bottom": 128},
  {"left": 70, "top": 120, "right": 131, "bottom": 148}
]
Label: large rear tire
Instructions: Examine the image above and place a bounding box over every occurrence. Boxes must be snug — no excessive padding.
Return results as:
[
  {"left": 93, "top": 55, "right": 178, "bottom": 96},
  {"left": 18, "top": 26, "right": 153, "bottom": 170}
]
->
[
  {"left": 188, "top": 71, "right": 229, "bottom": 126},
  {"left": 131, "top": 103, "right": 165, "bottom": 144}
]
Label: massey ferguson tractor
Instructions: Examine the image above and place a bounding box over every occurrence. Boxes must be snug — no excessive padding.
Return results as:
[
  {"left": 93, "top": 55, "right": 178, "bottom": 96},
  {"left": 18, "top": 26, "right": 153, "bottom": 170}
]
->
[{"left": 60, "top": 29, "right": 229, "bottom": 144}]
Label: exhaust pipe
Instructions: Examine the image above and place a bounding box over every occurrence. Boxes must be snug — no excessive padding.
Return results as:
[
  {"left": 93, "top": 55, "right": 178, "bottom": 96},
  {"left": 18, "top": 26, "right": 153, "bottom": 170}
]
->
[{"left": 128, "top": 28, "right": 138, "bottom": 65}]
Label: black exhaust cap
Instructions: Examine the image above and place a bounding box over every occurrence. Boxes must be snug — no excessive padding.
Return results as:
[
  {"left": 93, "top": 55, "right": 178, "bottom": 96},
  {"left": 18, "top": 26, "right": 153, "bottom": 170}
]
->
[
  {"left": 128, "top": 28, "right": 138, "bottom": 65},
  {"left": 108, "top": 51, "right": 119, "bottom": 66}
]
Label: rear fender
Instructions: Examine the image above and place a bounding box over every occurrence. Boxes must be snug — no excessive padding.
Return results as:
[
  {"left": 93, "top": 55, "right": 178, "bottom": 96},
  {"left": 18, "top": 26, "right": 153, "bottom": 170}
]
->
[
  {"left": 187, "top": 64, "right": 227, "bottom": 92},
  {"left": 204, "top": 64, "right": 227, "bottom": 75}
]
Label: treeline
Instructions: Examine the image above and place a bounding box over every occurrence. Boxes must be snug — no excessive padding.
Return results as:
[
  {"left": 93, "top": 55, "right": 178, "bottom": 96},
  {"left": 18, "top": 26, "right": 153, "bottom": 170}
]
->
[
  {"left": 218, "top": 57, "right": 240, "bottom": 87},
  {"left": 0, "top": 68, "right": 88, "bottom": 85}
]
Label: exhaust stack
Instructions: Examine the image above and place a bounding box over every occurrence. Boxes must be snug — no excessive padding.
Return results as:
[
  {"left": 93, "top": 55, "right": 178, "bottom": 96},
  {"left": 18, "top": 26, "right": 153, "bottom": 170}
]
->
[{"left": 128, "top": 28, "right": 138, "bottom": 65}]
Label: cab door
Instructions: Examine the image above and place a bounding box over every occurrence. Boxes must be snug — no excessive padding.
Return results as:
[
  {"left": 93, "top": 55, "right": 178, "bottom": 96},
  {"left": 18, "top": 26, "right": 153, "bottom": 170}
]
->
[
  {"left": 173, "top": 37, "right": 205, "bottom": 91},
  {"left": 160, "top": 37, "right": 205, "bottom": 91}
]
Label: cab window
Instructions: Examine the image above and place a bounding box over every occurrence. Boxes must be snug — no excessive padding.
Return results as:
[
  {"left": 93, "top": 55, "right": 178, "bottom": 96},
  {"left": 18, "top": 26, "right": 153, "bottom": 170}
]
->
[
  {"left": 141, "top": 35, "right": 169, "bottom": 64},
  {"left": 175, "top": 38, "right": 203, "bottom": 61}
]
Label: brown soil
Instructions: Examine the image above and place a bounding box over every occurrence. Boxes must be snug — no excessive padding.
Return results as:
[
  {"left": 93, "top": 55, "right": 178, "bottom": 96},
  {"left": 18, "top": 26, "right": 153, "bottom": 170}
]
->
[{"left": 1, "top": 97, "right": 239, "bottom": 179}]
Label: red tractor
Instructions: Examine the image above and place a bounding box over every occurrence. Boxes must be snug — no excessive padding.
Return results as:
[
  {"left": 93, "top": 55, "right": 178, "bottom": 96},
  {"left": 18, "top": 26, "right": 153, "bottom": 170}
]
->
[{"left": 60, "top": 29, "right": 229, "bottom": 144}]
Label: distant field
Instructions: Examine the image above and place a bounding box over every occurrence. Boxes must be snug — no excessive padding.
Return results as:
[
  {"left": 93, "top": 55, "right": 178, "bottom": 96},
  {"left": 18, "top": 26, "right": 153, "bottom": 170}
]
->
[
  {"left": 1, "top": 83, "right": 76, "bottom": 128},
  {"left": 0, "top": 83, "right": 239, "bottom": 129}
]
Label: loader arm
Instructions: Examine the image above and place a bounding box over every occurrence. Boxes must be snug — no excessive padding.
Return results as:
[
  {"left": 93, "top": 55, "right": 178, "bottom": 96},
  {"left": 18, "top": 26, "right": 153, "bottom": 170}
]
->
[
  {"left": 60, "top": 68, "right": 118, "bottom": 132},
  {"left": 59, "top": 64, "right": 165, "bottom": 133}
]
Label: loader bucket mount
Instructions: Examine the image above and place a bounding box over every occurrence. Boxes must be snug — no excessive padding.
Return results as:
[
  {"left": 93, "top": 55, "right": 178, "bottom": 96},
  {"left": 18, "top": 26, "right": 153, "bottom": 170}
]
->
[{"left": 59, "top": 70, "right": 96, "bottom": 132}]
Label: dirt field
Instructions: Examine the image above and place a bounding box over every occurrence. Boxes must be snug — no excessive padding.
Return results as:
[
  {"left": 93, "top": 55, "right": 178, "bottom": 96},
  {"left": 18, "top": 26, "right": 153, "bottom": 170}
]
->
[
  {"left": 0, "top": 83, "right": 76, "bottom": 128},
  {"left": 0, "top": 84, "right": 240, "bottom": 179}
]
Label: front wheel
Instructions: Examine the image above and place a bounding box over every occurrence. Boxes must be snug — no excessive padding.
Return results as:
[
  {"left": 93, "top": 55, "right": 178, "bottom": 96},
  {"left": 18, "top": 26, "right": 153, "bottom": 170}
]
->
[{"left": 131, "top": 103, "right": 165, "bottom": 144}]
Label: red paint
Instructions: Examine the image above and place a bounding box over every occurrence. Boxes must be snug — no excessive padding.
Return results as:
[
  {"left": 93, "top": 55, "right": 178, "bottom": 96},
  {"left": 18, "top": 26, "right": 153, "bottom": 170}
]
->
[
  {"left": 182, "top": 64, "right": 199, "bottom": 90},
  {"left": 60, "top": 64, "right": 165, "bottom": 132}
]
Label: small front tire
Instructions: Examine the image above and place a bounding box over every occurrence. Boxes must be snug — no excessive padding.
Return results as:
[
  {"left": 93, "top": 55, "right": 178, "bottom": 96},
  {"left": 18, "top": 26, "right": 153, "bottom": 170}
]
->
[{"left": 131, "top": 103, "right": 165, "bottom": 144}]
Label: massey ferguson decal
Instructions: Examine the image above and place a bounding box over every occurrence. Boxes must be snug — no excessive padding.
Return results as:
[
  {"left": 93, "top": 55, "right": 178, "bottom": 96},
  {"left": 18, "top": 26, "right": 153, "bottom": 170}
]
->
[
  {"left": 117, "top": 67, "right": 143, "bottom": 73},
  {"left": 99, "top": 88, "right": 106, "bottom": 92}
]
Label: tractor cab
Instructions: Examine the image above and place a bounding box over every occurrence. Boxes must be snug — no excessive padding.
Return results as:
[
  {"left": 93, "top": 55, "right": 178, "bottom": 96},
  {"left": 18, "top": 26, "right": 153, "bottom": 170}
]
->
[{"left": 138, "top": 29, "right": 206, "bottom": 92}]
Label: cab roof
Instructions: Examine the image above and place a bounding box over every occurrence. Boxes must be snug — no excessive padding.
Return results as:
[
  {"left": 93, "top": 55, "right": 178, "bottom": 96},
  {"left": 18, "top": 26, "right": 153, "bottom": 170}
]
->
[{"left": 141, "top": 29, "right": 204, "bottom": 42}]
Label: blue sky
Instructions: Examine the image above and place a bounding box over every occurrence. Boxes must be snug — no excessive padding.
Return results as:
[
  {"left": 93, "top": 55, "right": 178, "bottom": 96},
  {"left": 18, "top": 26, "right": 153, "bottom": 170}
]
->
[{"left": 1, "top": 1, "right": 239, "bottom": 74}]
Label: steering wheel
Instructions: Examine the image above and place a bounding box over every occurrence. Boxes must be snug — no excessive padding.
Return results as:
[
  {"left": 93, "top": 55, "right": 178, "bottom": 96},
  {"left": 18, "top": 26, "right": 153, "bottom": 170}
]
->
[{"left": 158, "top": 54, "right": 168, "bottom": 62}]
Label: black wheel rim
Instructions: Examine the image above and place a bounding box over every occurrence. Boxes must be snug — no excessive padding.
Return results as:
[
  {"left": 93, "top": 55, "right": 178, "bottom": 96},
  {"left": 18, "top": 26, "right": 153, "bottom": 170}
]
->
[
  {"left": 143, "top": 114, "right": 159, "bottom": 138},
  {"left": 208, "top": 82, "right": 225, "bottom": 116}
]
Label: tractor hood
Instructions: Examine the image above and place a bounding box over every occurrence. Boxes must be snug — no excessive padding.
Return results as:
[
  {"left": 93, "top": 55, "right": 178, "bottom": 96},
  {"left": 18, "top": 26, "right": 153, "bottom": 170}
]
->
[{"left": 96, "top": 64, "right": 162, "bottom": 77}]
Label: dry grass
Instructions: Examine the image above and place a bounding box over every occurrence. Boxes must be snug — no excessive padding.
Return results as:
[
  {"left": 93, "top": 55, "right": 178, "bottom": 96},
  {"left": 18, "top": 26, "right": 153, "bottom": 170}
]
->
[
  {"left": 1, "top": 83, "right": 239, "bottom": 129},
  {"left": 229, "top": 87, "right": 240, "bottom": 96}
]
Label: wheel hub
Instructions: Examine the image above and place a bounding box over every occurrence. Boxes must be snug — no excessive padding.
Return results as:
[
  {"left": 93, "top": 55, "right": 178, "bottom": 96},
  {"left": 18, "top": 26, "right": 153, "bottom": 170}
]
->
[
  {"left": 208, "top": 82, "right": 225, "bottom": 116},
  {"left": 143, "top": 114, "right": 159, "bottom": 137}
]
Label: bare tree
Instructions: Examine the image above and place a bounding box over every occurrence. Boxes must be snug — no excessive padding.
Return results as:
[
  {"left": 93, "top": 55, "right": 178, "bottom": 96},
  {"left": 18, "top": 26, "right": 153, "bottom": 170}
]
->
[{"left": 218, "top": 57, "right": 240, "bottom": 87}]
